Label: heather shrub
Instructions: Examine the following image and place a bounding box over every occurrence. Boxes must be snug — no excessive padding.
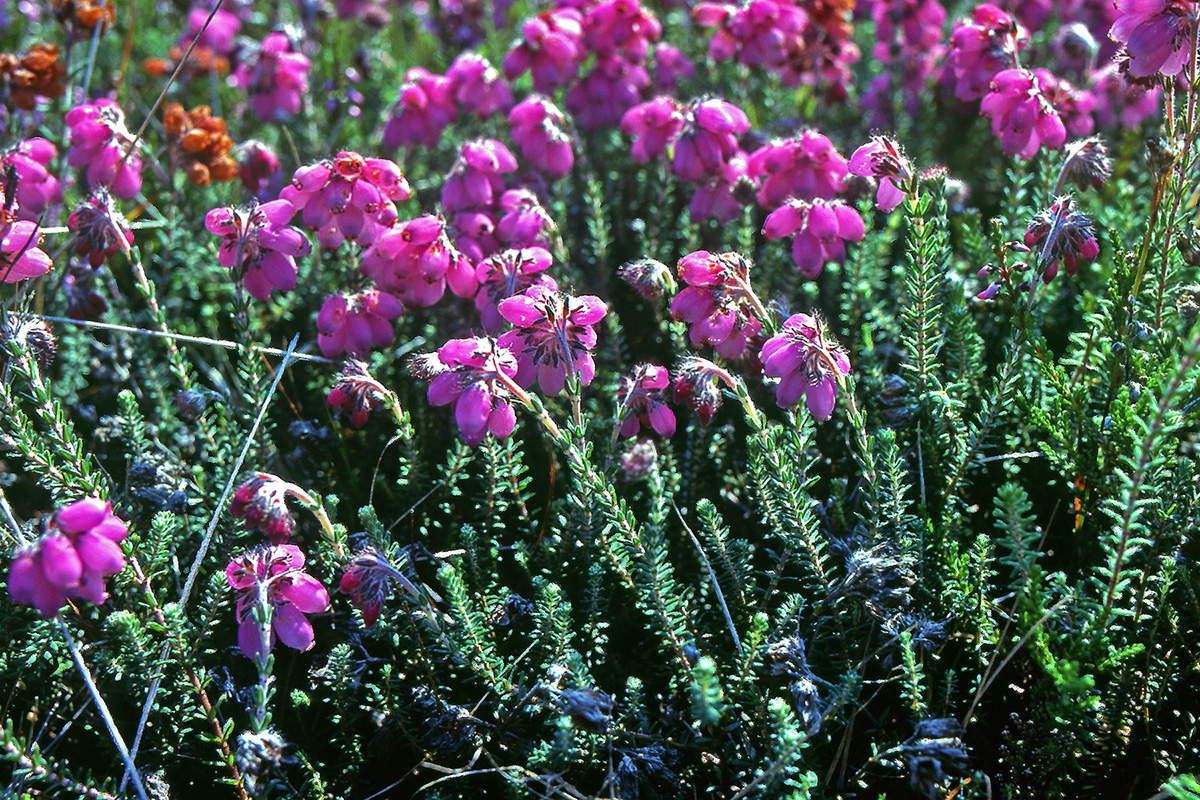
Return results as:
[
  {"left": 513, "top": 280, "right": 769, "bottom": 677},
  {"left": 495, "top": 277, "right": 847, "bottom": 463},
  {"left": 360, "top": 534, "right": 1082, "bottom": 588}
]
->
[{"left": 1, "top": 1, "right": 1198, "bottom": 799}]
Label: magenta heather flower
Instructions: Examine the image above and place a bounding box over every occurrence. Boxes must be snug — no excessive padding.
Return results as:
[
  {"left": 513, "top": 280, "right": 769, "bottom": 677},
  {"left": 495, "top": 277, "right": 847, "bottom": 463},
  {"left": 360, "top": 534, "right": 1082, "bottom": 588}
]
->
[
  {"left": 340, "top": 547, "right": 412, "bottom": 626},
  {"left": 1, "top": 217, "right": 52, "bottom": 283},
  {"left": 503, "top": 7, "right": 586, "bottom": 92},
  {"left": 947, "top": 4, "right": 1028, "bottom": 102},
  {"left": 420, "top": 337, "right": 522, "bottom": 446},
  {"left": 205, "top": 200, "right": 311, "bottom": 300},
  {"left": 67, "top": 192, "right": 133, "bottom": 267},
  {"left": 692, "top": 0, "right": 808, "bottom": 70},
  {"left": 509, "top": 95, "right": 575, "bottom": 178},
  {"left": 473, "top": 246, "right": 558, "bottom": 333},
  {"left": 1023, "top": 195, "right": 1099, "bottom": 281},
  {"left": 848, "top": 136, "right": 914, "bottom": 212},
  {"left": 760, "top": 313, "right": 850, "bottom": 421},
  {"left": 65, "top": 99, "right": 143, "bottom": 200},
  {"left": 361, "top": 214, "right": 473, "bottom": 307},
  {"left": 583, "top": 0, "right": 662, "bottom": 60},
  {"left": 1090, "top": 63, "right": 1161, "bottom": 128},
  {"left": 447, "top": 52, "right": 514, "bottom": 119},
  {"left": 566, "top": 55, "right": 651, "bottom": 132},
  {"left": 980, "top": 68, "right": 1068, "bottom": 159},
  {"left": 279, "top": 151, "right": 410, "bottom": 250},
  {"left": 226, "top": 544, "right": 330, "bottom": 660},
  {"left": 230, "top": 473, "right": 307, "bottom": 544},
  {"left": 763, "top": 198, "right": 865, "bottom": 279},
  {"left": 689, "top": 151, "right": 755, "bottom": 223},
  {"left": 180, "top": 6, "right": 240, "bottom": 56},
  {"left": 495, "top": 285, "right": 608, "bottom": 396},
  {"left": 230, "top": 32, "right": 311, "bottom": 121},
  {"left": 672, "top": 98, "right": 751, "bottom": 183},
  {"left": 316, "top": 290, "right": 403, "bottom": 359},
  {"left": 442, "top": 139, "right": 519, "bottom": 263},
  {"left": 496, "top": 189, "right": 556, "bottom": 249},
  {"left": 1110, "top": 0, "right": 1198, "bottom": 79},
  {"left": 746, "top": 131, "right": 848, "bottom": 210},
  {"left": 237, "top": 140, "right": 281, "bottom": 198},
  {"left": 4, "top": 138, "right": 62, "bottom": 222},
  {"left": 670, "top": 250, "right": 764, "bottom": 360},
  {"left": 7, "top": 497, "right": 128, "bottom": 619},
  {"left": 327, "top": 361, "right": 388, "bottom": 428},
  {"left": 382, "top": 67, "right": 458, "bottom": 150},
  {"left": 652, "top": 43, "right": 696, "bottom": 94},
  {"left": 617, "top": 364, "right": 675, "bottom": 438},
  {"left": 621, "top": 96, "right": 684, "bottom": 163}
]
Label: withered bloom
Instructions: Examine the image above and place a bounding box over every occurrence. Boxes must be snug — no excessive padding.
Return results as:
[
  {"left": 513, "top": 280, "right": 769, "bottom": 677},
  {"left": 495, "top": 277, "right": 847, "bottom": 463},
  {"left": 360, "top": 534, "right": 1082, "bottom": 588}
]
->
[{"left": 163, "top": 103, "right": 237, "bottom": 186}]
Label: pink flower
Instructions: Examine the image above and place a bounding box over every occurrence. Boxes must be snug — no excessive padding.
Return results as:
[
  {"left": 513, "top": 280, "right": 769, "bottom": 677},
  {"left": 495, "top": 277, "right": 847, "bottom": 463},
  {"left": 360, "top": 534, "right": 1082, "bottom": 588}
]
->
[
  {"left": 230, "top": 32, "right": 311, "bottom": 121},
  {"left": 4, "top": 138, "right": 62, "bottom": 222},
  {"left": 496, "top": 189, "right": 556, "bottom": 249},
  {"left": 618, "top": 364, "right": 675, "bottom": 438},
  {"left": 237, "top": 140, "right": 281, "bottom": 198},
  {"left": 509, "top": 95, "right": 575, "bottom": 178},
  {"left": 419, "top": 337, "right": 522, "bottom": 446},
  {"left": 620, "top": 96, "right": 684, "bottom": 163},
  {"left": 316, "top": 290, "right": 403, "bottom": 359},
  {"left": 180, "top": 6, "right": 240, "bottom": 55},
  {"left": 1090, "top": 63, "right": 1161, "bottom": 128},
  {"left": 1023, "top": 195, "right": 1099, "bottom": 281},
  {"left": 447, "top": 52, "right": 514, "bottom": 119},
  {"left": 7, "top": 497, "right": 128, "bottom": 619},
  {"left": 583, "top": 0, "right": 662, "bottom": 60},
  {"left": 670, "top": 250, "right": 764, "bottom": 360},
  {"left": 205, "top": 200, "right": 311, "bottom": 300},
  {"left": 566, "top": 55, "right": 650, "bottom": 132},
  {"left": 947, "top": 4, "right": 1027, "bottom": 102},
  {"left": 360, "top": 214, "right": 473, "bottom": 307},
  {"left": 327, "top": 361, "right": 388, "bottom": 428},
  {"left": 1110, "top": 0, "right": 1198, "bottom": 79},
  {"left": 502, "top": 7, "right": 586, "bottom": 92},
  {"left": 672, "top": 98, "right": 751, "bottom": 183},
  {"left": 980, "top": 68, "right": 1068, "bottom": 159},
  {"left": 496, "top": 285, "right": 607, "bottom": 395},
  {"left": 65, "top": 99, "right": 143, "bottom": 200},
  {"left": 689, "top": 150, "right": 755, "bottom": 223},
  {"left": 280, "top": 151, "right": 410, "bottom": 250},
  {"left": 692, "top": 0, "right": 808, "bottom": 70},
  {"left": 442, "top": 139, "right": 519, "bottom": 264},
  {"left": 230, "top": 473, "right": 303, "bottom": 545},
  {"left": 746, "top": 131, "right": 848, "bottom": 210},
  {"left": 382, "top": 67, "right": 458, "bottom": 149},
  {"left": 848, "top": 136, "right": 913, "bottom": 212},
  {"left": 651, "top": 43, "right": 695, "bottom": 93},
  {"left": 473, "top": 246, "right": 558, "bottom": 333},
  {"left": 226, "top": 544, "right": 330, "bottom": 660},
  {"left": 1, "top": 218, "right": 52, "bottom": 283},
  {"left": 760, "top": 313, "right": 850, "bottom": 421},
  {"left": 762, "top": 198, "right": 865, "bottom": 278}
]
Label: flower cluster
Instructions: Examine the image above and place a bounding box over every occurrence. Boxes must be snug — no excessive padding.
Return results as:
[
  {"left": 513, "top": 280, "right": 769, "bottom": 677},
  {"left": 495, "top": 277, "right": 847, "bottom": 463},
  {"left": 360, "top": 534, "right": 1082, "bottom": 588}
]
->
[
  {"left": 230, "top": 473, "right": 304, "bottom": 545},
  {"left": 1110, "top": 0, "right": 1198, "bottom": 80},
  {"left": 382, "top": 67, "right": 458, "bottom": 149},
  {"left": 848, "top": 137, "right": 914, "bottom": 212},
  {"left": 1023, "top": 195, "right": 1099, "bottom": 281},
  {"left": 360, "top": 214, "right": 474, "bottom": 308},
  {"left": 671, "top": 250, "right": 764, "bottom": 360},
  {"left": 3, "top": 138, "right": 61, "bottom": 222},
  {"left": 617, "top": 364, "right": 675, "bottom": 438},
  {"left": 980, "top": 68, "right": 1069, "bottom": 159},
  {"left": 747, "top": 132, "right": 848, "bottom": 210},
  {"left": 7, "top": 498, "right": 128, "bottom": 619},
  {"left": 68, "top": 192, "right": 133, "bottom": 267},
  {"left": 316, "top": 289, "right": 404, "bottom": 359},
  {"left": 418, "top": 337, "right": 522, "bottom": 446},
  {"left": 0, "top": 43, "right": 67, "bottom": 110},
  {"left": 280, "top": 151, "right": 410, "bottom": 250},
  {"left": 1, "top": 212, "right": 51, "bottom": 284},
  {"left": 502, "top": 7, "right": 586, "bottom": 92},
  {"left": 163, "top": 103, "right": 236, "bottom": 186},
  {"left": 226, "top": 544, "right": 330, "bottom": 660},
  {"left": 65, "top": 98, "right": 143, "bottom": 200},
  {"left": 496, "top": 285, "right": 608, "bottom": 395},
  {"left": 448, "top": 52, "right": 514, "bottom": 119},
  {"left": 231, "top": 32, "right": 311, "bottom": 121},
  {"left": 442, "top": 138, "right": 519, "bottom": 265},
  {"left": 510, "top": 95, "right": 576, "bottom": 178},
  {"left": 473, "top": 246, "right": 557, "bottom": 333},
  {"left": 947, "top": 4, "right": 1027, "bottom": 102},
  {"left": 763, "top": 198, "right": 864, "bottom": 278},
  {"left": 760, "top": 313, "right": 850, "bottom": 420},
  {"left": 205, "top": 200, "right": 312, "bottom": 300},
  {"left": 327, "top": 361, "right": 390, "bottom": 427}
]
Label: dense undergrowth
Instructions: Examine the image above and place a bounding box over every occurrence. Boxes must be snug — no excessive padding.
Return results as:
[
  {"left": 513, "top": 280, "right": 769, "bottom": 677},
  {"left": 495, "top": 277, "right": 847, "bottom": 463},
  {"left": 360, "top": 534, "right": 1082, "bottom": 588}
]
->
[{"left": 1, "top": 0, "right": 1199, "bottom": 798}]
